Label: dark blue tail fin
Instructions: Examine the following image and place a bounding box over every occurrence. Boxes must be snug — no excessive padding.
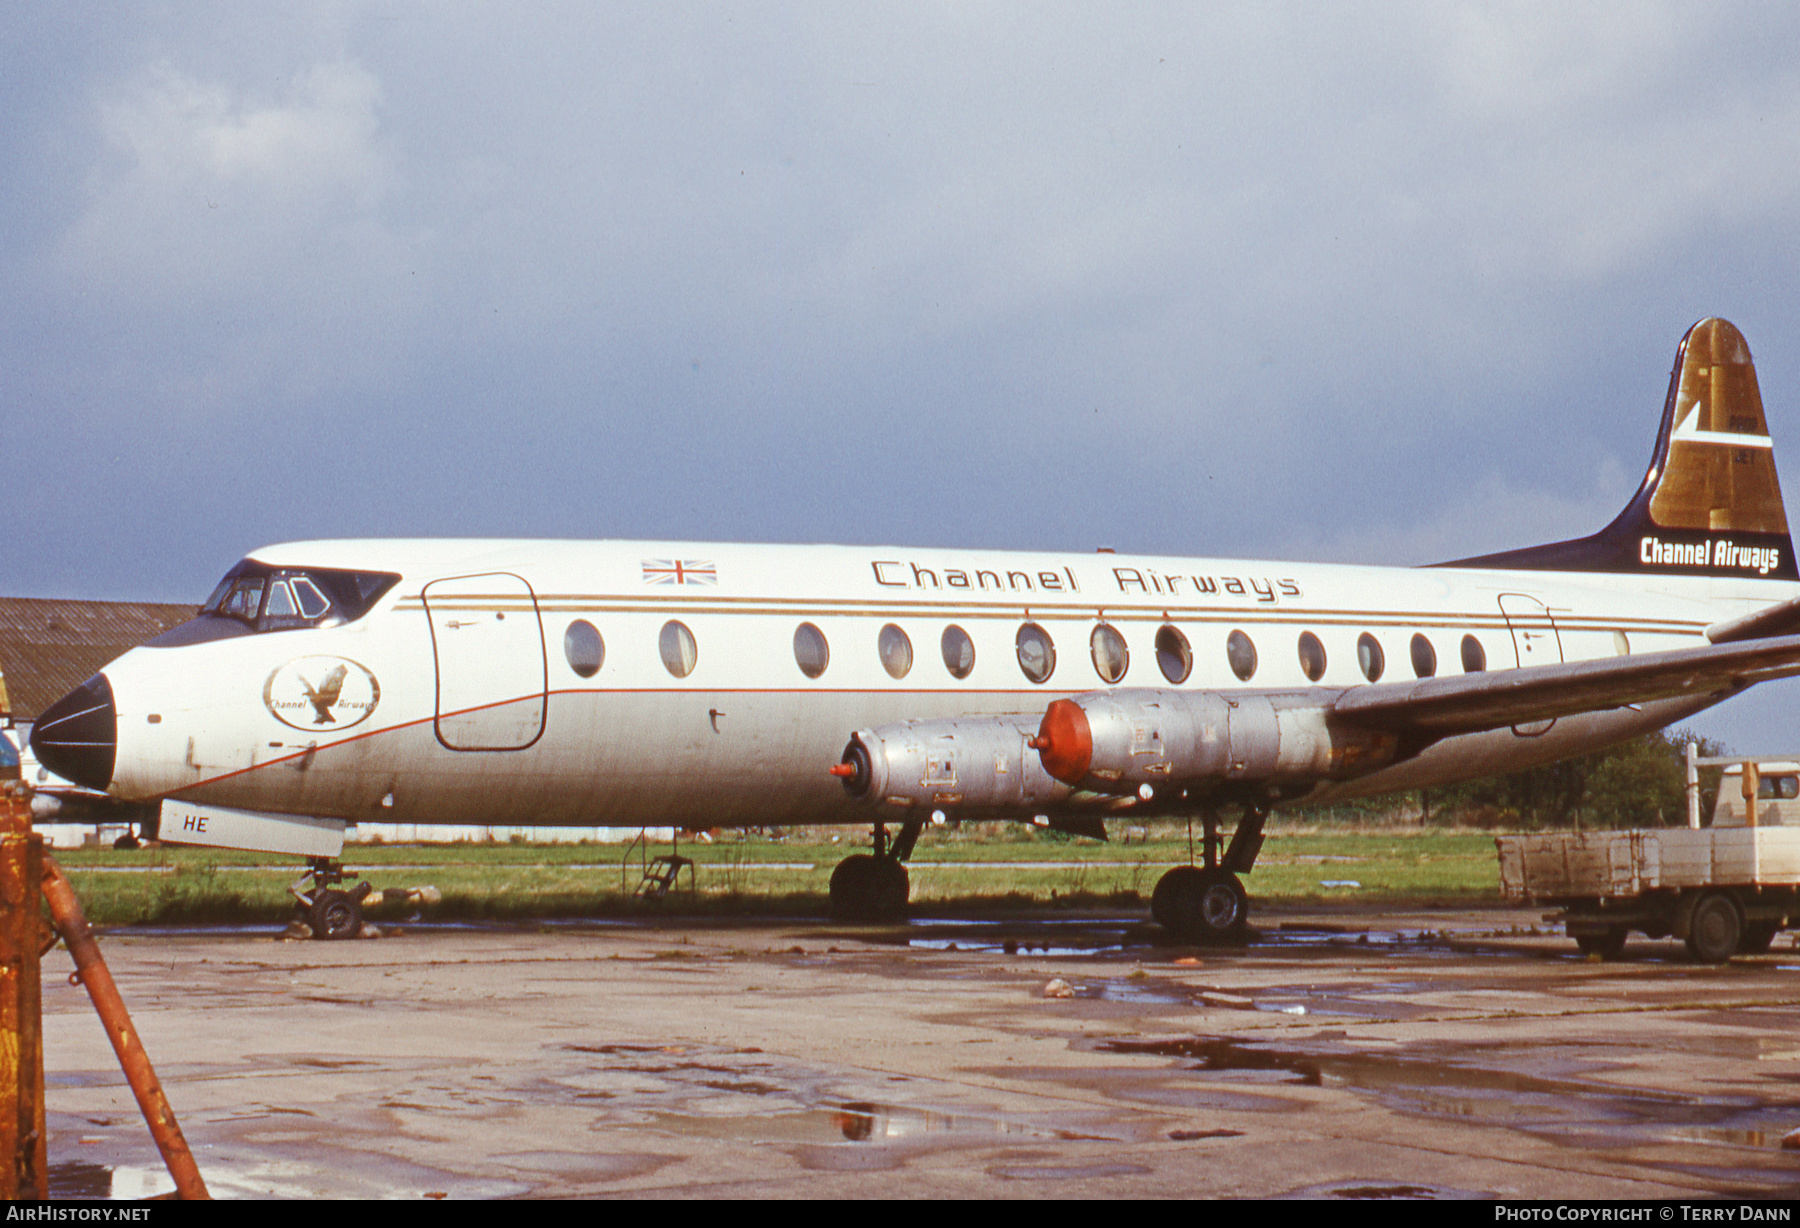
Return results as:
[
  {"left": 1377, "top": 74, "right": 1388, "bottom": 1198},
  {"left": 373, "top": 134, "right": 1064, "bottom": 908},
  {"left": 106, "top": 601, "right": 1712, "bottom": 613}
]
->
[{"left": 1441, "top": 317, "right": 1795, "bottom": 580}]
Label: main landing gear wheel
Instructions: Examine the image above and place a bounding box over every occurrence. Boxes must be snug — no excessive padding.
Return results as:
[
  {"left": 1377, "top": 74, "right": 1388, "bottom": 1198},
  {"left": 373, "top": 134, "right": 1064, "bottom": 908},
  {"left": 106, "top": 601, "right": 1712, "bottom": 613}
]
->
[
  {"left": 1685, "top": 891, "right": 1742, "bottom": 964},
  {"left": 1573, "top": 927, "right": 1628, "bottom": 960},
  {"left": 1152, "top": 866, "right": 1247, "bottom": 944},
  {"left": 1150, "top": 866, "right": 1203, "bottom": 928},
  {"left": 829, "top": 854, "right": 909, "bottom": 922}
]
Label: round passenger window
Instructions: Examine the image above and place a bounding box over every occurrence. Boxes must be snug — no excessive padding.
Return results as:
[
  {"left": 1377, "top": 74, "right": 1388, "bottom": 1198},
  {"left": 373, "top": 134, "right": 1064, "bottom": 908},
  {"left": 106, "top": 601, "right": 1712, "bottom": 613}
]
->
[
  {"left": 1357, "top": 633, "right": 1385, "bottom": 682},
  {"left": 1155, "top": 624, "right": 1192, "bottom": 684},
  {"left": 660, "top": 620, "right": 697, "bottom": 678},
  {"left": 794, "top": 622, "right": 829, "bottom": 679},
  {"left": 1090, "top": 624, "right": 1128, "bottom": 684},
  {"left": 1227, "top": 629, "right": 1257, "bottom": 681},
  {"left": 879, "top": 624, "right": 913, "bottom": 679},
  {"left": 1016, "top": 623, "right": 1056, "bottom": 684},
  {"left": 1297, "top": 632, "right": 1326, "bottom": 682},
  {"left": 564, "top": 620, "right": 604, "bottom": 678},
  {"left": 1460, "top": 634, "right": 1486, "bottom": 673},
  {"left": 941, "top": 625, "right": 976, "bottom": 679},
  {"left": 1410, "top": 633, "right": 1436, "bottom": 678}
]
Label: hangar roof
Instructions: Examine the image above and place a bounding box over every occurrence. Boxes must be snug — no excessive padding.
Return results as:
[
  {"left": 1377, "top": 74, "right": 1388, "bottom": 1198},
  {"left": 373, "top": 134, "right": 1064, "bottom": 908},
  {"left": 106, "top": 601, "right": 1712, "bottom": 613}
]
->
[{"left": 0, "top": 598, "right": 195, "bottom": 722}]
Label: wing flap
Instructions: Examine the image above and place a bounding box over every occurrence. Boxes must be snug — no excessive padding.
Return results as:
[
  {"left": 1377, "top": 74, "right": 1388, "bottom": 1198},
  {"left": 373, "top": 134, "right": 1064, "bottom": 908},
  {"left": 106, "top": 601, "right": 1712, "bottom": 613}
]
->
[{"left": 1333, "top": 633, "right": 1800, "bottom": 735}]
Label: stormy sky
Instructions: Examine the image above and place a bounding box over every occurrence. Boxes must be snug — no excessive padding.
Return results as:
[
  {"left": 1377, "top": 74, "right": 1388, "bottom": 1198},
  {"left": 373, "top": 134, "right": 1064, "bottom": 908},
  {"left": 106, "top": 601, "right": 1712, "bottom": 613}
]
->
[{"left": 5, "top": 3, "right": 1800, "bottom": 748}]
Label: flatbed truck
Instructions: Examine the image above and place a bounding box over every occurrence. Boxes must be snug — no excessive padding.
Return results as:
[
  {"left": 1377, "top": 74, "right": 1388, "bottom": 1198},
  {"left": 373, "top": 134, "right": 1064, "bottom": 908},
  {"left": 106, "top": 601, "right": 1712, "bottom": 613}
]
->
[{"left": 1496, "top": 748, "right": 1800, "bottom": 962}]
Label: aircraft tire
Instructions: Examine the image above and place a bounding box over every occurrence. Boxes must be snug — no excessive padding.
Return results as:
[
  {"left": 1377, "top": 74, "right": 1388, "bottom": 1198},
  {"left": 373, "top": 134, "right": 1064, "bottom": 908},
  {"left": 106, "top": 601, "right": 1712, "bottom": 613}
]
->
[
  {"left": 1684, "top": 891, "right": 1742, "bottom": 964},
  {"left": 872, "top": 858, "right": 909, "bottom": 920},
  {"left": 830, "top": 854, "right": 909, "bottom": 922},
  {"left": 1150, "top": 866, "right": 1205, "bottom": 928},
  {"left": 829, "top": 855, "right": 876, "bottom": 921},
  {"left": 1573, "top": 927, "right": 1628, "bottom": 959},
  {"left": 1155, "top": 867, "right": 1247, "bottom": 943},
  {"left": 310, "top": 888, "right": 364, "bottom": 941}
]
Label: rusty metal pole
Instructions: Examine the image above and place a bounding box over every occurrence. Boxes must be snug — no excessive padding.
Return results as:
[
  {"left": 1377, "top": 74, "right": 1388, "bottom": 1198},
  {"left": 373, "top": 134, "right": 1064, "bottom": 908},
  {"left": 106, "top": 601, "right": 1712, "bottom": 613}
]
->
[
  {"left": 1, "top": 764, "right": 48, "bottom": 1200},
  {"left": 39, "top": 857, "right": 209, "bottom": 1200}
]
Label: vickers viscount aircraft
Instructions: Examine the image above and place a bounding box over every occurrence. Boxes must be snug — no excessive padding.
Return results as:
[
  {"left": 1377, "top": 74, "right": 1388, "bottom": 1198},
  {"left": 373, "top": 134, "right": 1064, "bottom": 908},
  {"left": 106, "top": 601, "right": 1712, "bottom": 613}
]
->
[{"left": 31, "top": 318, "right": 1800, "bottom": 941}]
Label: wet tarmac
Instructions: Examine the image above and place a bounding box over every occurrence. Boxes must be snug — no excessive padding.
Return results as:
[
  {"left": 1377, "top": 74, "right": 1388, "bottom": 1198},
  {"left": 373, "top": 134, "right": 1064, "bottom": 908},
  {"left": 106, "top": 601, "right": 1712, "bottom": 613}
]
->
[{"left": 40, "top": 906, "right": 1800, "bottom": 1199}]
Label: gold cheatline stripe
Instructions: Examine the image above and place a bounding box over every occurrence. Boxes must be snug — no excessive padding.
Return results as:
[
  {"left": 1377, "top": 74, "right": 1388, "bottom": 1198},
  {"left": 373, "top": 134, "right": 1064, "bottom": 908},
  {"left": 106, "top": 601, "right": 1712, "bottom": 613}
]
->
[
  {"left": 396, "top": 598, "right": 1703, "bottom": 635},
  {"left": 408, "top": 588, "right": 1699, "bottom": 619}
]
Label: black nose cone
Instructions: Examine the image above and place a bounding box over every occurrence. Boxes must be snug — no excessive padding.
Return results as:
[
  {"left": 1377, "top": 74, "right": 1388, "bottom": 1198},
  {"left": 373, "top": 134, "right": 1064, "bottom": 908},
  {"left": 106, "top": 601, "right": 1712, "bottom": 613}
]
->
[{"left": 31, "top": 674, "right": 116, "bottom": 791}]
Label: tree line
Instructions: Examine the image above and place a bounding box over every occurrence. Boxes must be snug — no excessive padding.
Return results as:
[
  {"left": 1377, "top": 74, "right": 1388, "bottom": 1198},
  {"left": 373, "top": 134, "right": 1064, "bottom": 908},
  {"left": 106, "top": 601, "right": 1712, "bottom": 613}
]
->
[{"left": 1292, "top": 729, "right": 1736, "bottom": 830}]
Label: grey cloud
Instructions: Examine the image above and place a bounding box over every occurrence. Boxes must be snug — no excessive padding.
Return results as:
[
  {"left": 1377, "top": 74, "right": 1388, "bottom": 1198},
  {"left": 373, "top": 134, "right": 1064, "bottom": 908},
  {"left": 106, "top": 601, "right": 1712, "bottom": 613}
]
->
[{"left": 5, "top": 1, "right": 1800, "bottom": 694}]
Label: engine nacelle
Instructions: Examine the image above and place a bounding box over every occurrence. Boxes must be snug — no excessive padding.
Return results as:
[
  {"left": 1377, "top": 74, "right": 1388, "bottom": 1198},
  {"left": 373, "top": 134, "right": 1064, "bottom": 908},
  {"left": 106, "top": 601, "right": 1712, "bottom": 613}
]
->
[
  {"left": 1032, "top": 688, "right": 1398, "bottom": 794},
  {"left": 834, "top": 716, "right": 1077, "bottom": 815}
]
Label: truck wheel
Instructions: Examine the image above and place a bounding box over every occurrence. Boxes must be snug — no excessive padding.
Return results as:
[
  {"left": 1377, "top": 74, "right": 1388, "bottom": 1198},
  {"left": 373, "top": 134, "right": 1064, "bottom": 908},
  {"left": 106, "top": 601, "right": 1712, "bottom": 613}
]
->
[
  {"left": 1574, "top": 927, "right": 1628, "bottom": 959},
  {"left": 1684, "top": 892, "right": 1742, "bottom": 964},
  {"left": 1738, "top": 922, "right": 1780, "bottom": 955}
]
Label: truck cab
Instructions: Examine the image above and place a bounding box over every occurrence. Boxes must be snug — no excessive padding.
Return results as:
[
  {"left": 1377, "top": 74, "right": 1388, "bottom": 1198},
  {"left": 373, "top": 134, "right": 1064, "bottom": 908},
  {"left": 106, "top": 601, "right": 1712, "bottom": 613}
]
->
[{"left": 1712, "top": 763, "right": 1800, "bottom": 827}]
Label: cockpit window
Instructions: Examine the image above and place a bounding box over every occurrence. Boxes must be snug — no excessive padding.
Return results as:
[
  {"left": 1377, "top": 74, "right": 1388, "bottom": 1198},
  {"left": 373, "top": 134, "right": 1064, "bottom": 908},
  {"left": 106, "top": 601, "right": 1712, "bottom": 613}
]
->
[
  {"left": 292, "top": 577, "right": 332, "bottom": 619},
  {"left": 264, "top": 580, "right": 299, "bottom": 619},
  {"left": 218, "top": 578, "right": 266, "bottom": 620},
  {"left": 149, "top": 560, "right": 401, "bottom": 646}
]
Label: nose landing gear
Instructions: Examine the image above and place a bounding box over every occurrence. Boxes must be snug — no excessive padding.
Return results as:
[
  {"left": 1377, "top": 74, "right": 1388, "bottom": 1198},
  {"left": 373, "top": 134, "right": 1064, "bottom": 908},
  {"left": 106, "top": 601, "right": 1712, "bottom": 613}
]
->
[
  {"left": 1151, "top": 806, "right": 1267, "bottom": 944},
  {"left": 829, "top": 818, "right": 921, "bottom": 922},
  {"left": 291, "top": 858, "right": 372, "bottom": 940}
]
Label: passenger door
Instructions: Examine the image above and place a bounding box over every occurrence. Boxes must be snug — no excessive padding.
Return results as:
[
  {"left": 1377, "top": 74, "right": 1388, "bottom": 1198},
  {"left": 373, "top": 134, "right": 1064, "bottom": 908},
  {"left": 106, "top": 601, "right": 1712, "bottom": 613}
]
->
[
  {"left": 423, "top": 573, "right": 548, "bottom": 751},
  {"left": 1498, "top": 593, "right": 1564, "bottom": 737}
]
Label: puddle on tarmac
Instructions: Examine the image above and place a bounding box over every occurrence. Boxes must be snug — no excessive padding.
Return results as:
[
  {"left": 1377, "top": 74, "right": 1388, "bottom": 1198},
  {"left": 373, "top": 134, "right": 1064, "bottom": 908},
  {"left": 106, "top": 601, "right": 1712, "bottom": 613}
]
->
[
  {"left": 48, "top": 1151, "right": 526, "bottom": 1200},
  {"left": 556, "top": 1041, "right": 1106, "bottom": 1152},
  {"left": 988, "top": 1162, "right": 1152, "bottom": 1180},
  {"left": 1013, "top": 971, "right": 1416, "bottom": 1020},
  {"left": 91, "top": 924, "right": 290, "bottom": 940},
  {"left": 1279, "top": 1180, "right": 1489, "bottom": 1199},
  {"left": 1102, "top": 1038, "right": 1325, "bottom": 1086},
  {"left": 47, "top": 1160, "right": 112, "bottom": 1199},
  {"left": 901, "top": 917, "right": 1134, "bottom": 957},
  {"left": 1095, "top": 1035, "right": 1800, "bottom": 1159},
  {"left": 898, "top": 917, "right": 1501, "bottom": 961},
  {"left": 641, "top": 1102, "right": 1067, "bottom": 1146}
]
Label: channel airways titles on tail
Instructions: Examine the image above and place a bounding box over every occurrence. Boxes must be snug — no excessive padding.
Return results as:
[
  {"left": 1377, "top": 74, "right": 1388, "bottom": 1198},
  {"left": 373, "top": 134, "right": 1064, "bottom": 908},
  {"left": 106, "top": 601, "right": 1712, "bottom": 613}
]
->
[{"left": 31, "top": 318, "right": 1800, "bottom": 938}]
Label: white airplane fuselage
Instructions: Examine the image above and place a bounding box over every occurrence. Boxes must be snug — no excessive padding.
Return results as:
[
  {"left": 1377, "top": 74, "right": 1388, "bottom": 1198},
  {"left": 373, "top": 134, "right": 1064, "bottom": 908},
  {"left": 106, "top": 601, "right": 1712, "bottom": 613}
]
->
[
  {"left": 33, "top": 318, "right": 1800, "bottom": 878},
  {"left": 93, "top": 536, "right": 1783, "bottom": 830}
]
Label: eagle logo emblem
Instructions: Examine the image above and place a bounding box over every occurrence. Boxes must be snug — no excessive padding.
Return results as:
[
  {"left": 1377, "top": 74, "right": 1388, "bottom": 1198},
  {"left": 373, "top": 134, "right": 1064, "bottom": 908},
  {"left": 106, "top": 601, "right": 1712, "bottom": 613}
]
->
[
  {"left": 264, "top": 657, "right": 380, "bottom": 732},
  {"left": 299, "top": 664, "right": 348, "bottom": 724}
]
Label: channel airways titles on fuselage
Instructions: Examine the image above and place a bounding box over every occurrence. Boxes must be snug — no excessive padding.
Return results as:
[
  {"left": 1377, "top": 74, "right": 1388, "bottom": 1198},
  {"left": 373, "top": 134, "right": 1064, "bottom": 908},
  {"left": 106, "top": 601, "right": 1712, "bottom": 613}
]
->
[{"left": 869, "top": 557, "right": 1303, "bottom": 604}]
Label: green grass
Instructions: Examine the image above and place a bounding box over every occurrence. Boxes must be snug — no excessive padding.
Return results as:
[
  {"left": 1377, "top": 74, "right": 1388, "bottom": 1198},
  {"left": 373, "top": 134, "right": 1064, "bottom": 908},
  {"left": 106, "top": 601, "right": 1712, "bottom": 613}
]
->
[{"left": 45, "top": 821, "right": 1502, "bottom": 927}]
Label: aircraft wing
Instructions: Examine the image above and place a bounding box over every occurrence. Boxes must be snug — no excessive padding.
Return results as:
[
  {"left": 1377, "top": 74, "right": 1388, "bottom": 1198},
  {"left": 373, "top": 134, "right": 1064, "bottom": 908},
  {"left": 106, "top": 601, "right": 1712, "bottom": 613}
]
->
[{"left": 1331, "top": 632, "right": 1800, "bottom": 736}]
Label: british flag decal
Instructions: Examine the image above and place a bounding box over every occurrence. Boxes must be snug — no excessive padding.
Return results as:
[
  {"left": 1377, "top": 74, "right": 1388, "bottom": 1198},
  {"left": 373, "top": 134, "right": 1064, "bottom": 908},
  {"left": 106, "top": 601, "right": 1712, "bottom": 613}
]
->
[{"left": 642, "top": 559, "right": 718, "bottom": 586}]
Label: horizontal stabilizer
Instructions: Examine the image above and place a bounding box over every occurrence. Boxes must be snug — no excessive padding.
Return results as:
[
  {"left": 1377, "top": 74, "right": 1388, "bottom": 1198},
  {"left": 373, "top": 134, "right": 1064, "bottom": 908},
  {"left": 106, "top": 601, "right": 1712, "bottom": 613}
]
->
[
  {"left": 1333, "top": 632, "right": 1800, "bottom": 736},
  {"left": 1705, "top": 595, "right": 1800, "bottom": 644}
]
